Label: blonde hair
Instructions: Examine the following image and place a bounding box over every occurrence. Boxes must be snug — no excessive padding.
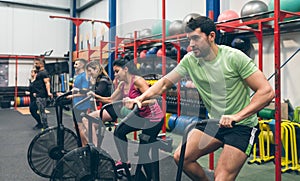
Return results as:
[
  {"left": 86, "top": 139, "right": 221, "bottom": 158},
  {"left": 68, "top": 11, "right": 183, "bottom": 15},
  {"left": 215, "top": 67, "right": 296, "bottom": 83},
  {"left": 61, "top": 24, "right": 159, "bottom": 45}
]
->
[
  {"left": 85, "top": 60, "right": 109, "bottom": 77},
  {"left": 31, "top": 67, "right": 38, "bottom": 74}
]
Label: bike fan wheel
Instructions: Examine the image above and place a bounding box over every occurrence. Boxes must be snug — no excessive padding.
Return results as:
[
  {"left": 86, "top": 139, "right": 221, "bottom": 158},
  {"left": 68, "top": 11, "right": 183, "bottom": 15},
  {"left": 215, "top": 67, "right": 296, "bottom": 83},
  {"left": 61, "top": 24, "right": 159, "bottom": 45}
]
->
[
  {"left": 50, "top": 146, "right": 117, "bottom": 181},
  {"left": 27, "top": 127, "right": 80, "bottom": 178}
]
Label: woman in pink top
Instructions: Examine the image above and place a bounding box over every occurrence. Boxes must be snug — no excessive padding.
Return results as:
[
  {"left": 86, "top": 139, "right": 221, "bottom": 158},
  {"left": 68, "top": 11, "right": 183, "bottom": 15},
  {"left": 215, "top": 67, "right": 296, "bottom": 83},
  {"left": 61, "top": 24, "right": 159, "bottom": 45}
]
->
[{"left": 89, "top": 56, "right": 164, "bottom": 166}]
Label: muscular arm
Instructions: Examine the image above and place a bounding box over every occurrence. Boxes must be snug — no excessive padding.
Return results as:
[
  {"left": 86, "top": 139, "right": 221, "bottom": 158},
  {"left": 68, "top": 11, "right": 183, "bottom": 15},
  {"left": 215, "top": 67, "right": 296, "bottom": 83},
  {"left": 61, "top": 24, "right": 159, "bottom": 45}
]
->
[
  {"left": 137, "top": 70, "right": 182, "bottom": 103},
  {"left": 234, "top": 70, "right": 275, "bottom": 122},
  {"left": 43, "top": 77, "right": 52, "bottom": 97}
]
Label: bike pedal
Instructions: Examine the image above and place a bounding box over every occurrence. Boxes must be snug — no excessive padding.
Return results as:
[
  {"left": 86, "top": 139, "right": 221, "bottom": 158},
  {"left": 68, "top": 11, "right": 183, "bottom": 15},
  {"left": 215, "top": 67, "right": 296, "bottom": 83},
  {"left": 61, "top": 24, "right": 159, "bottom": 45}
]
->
[
  {"left": 116, "top": 166, "right": 131, "bottom": 172},
  {"left": 116, "top": 167, "right": 132, "bottom": 179},
  {"left": 116, "top": 169, "right": 125, "bottom": 179}
]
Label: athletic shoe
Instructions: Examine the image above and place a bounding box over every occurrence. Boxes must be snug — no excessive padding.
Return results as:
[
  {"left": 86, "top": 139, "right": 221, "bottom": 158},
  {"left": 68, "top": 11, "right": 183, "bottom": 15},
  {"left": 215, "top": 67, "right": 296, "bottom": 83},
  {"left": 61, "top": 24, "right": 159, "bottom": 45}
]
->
[
  {"left": 115, "top": 160, "right": 131, "bottom": 170},
  {"left": 41, "top": 125, "right": 49, "bottom": 132},
  {"left": 32, "top": 124, "right": 43, "bottom": 130}
]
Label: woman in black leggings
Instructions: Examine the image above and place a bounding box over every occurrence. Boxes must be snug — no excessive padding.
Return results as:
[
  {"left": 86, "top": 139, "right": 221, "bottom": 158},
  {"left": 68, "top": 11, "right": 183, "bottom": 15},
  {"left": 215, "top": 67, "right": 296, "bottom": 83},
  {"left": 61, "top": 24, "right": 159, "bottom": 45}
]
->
[{"left": 91, "top": 57, "right": 164, "bottom": 167}]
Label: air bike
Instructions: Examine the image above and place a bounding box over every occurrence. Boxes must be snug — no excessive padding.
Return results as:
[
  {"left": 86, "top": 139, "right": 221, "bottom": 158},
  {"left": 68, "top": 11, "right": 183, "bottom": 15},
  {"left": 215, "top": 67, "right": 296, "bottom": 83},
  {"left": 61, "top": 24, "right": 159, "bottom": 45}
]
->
[
  {"left": 27, "top": 91, "right": 82, "bottom": 178},
  {"left": 50, "top": 96, "right": 173, "bottom": 181}
]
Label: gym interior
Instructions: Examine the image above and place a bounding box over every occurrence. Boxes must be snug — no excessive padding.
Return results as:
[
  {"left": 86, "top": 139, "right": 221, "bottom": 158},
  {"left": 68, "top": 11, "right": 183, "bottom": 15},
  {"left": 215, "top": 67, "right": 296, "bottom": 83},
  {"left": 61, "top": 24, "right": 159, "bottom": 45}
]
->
[{"left": 0, "top": 0, "right": 300, "bottom": 180}]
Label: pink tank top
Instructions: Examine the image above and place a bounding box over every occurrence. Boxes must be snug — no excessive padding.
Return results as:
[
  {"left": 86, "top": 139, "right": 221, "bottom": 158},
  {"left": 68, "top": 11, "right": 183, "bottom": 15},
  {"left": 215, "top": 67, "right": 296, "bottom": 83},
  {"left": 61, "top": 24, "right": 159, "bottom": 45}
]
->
[{"left": 122, "top": 76, "right": 163, "bottom": 121}]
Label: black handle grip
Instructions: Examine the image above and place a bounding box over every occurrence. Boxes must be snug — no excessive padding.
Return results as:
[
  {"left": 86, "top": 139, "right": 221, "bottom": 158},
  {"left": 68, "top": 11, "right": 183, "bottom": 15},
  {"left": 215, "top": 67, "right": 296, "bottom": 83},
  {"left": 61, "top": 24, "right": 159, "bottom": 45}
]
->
[
  {"left": 99, "top": 100, "right": 124, "bottom": 119},
  {"left": 54, "top": 91, "right": 72, "bottom": 105},
  {"left": 194, "top": 119, "right": 236, "bottom": 127}
]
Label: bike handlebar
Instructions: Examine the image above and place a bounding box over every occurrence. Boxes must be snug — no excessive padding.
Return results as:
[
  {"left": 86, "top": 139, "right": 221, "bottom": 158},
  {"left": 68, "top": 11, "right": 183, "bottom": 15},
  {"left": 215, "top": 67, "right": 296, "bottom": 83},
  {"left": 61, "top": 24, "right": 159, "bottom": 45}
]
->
[
  {"left": 99, "top": 100, "right": 139, "bottom": 121},
  {"left": 78, "top": 99, "right": 139, "bottom": 124},
  {"left": 99, "top": 100, "right": 123, "bottom": 119},
  {"left": 54, "top": 91, "right": 72, "bottom": 104},
  {"left": 53, "top": 91, "right": 73, "bottom": 110}
]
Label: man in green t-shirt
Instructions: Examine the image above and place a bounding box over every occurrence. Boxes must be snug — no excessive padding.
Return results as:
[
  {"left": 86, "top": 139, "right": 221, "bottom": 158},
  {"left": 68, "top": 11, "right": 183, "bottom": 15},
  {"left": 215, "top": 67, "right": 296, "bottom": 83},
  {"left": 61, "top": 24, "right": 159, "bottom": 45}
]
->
[{"left": 130, "top": 16, "right": 274, "bottom": 180}]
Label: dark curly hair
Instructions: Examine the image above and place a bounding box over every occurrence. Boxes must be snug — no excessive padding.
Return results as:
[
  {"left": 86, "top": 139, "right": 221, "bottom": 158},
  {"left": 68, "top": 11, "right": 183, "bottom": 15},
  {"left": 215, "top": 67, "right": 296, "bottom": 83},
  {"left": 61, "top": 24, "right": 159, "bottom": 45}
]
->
[
  {"left": 185, "top": 16, "right": 216, "bottom": 36},
  {"left": 113, "top": 56, "right": 139, "bottom": 75}
]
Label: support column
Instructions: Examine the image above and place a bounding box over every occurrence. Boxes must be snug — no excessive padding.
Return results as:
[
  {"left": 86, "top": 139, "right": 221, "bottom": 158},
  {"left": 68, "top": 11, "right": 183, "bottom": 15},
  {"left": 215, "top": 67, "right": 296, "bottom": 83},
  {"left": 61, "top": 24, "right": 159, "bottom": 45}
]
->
[
  {"left": 69, "top": 0, "right": 76, "bottom": 78},
  {"left": 108, "top": 0, "right": 116, "bottom": 79},
  {"left": 273, "top": 0, "right": 281, "bottom": 180},
  {"left": 206, "top": 0, "right": 220, "bottom": 170},
  {"left": 206, "top": 0, "right": 220, "bottom": 21}
]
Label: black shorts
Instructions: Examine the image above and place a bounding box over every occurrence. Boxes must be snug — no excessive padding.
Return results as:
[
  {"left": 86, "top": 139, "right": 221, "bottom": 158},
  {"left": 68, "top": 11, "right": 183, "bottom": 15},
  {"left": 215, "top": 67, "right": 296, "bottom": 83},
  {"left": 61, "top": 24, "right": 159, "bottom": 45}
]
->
[
  {"left": 195, "top": 122, "right": 260, "bottom": 156},
  {"left": 100, "top": 104, "right": 118, "bottom": 121}
]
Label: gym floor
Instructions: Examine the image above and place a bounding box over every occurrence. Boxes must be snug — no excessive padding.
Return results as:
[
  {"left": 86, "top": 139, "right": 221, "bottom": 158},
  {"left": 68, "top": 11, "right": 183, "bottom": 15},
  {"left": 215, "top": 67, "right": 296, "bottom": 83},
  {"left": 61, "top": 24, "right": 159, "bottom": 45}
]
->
[{"left": 0, "top": 108, "right": 299, "bottom": 181}]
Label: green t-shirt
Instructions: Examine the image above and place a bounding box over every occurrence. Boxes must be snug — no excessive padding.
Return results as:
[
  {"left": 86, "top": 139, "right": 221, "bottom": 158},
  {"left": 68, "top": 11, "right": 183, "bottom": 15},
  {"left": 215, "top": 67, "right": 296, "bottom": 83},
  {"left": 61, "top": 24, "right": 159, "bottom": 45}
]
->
[{"left": 174, "top": 45, "right": 258, "bottom": 127}]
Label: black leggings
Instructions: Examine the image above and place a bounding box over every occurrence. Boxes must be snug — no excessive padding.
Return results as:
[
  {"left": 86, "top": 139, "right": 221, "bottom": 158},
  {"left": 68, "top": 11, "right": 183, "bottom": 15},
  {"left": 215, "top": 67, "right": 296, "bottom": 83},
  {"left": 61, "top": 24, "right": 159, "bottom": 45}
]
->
[
  {"left": 114, "top": 117, "right": 164, "bottom": 162},
  {"left": 29, "top": 101, "right": 41, "bottom": 125}
]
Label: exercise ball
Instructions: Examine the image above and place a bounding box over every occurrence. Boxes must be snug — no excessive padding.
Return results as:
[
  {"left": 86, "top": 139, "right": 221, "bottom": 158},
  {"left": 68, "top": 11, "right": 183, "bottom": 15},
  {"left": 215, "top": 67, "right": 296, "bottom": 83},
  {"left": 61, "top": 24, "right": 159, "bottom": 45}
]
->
[
  {"left": 139, "top": 50, "right": 147, "bottom": 59},
  {"left": 173, "top": 116, "right": 200, "bottom": 135},
  {"left": 155, "top": 63, "right": 162, "bottom": 73},
  {"left": 166, "top": 48, "right": 173, "bottom": 57},
  {"left": 167, "top": 63, "right": 176, "bottom": 73},
  {"left": 139, "top": 28, "right": 152, "bottom": 38},
  {"left": 145, "top": 64, "right": 154, "bottom": 74},
  {"left": 151, "top": 20, "right": 171, "bottom": 38},
  {"left": 180, "top": 47, "right": 188, "bottom": 58},
  {"left": 168, "top": 114, "right": 178, "bottom": 131},
  {"left": 269, "top": 0, "right": 300, "bottom": 21},
  {"left": 168, "top": 20, "right": 185, "bottom": 36},
  {"left": 217, "top": 10, "right": 241, "bottom": 32},
  {"left": 231, "top": 37, "right": 255, "bottom": 60},
  {"left": 122, "top": 32, "right": 133, "bottom": 44},
  {"left": 156, "top": 48, "right": 163, "bottom": 57},
  {"left": 240, "top": 0, "right": 269, "bottom": 28},
  {"left": 183, "top": 13, "right": 201, "bottom": 29},
  {"left": 171, "top": 47, "right": 188, "bottom": 59},
  {"left": 139, "top": 63, "right": 147, "bottom": 73},
  {"left": 146, "top": 47, "right": 159, "bottom": 57},
  {"left": 170, "top": 47, "right": 177, "bottom": 56}
]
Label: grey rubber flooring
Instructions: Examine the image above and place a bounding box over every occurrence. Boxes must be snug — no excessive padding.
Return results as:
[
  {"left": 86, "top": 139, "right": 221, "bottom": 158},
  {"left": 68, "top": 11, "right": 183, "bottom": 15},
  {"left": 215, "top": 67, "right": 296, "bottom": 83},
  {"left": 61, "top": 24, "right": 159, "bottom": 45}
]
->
[
  {"left": 0, "top": 108, "right": 299, "bottom": 180},
  {"left": 0, "top": 108, "right": 190, "bottom": 181}
]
